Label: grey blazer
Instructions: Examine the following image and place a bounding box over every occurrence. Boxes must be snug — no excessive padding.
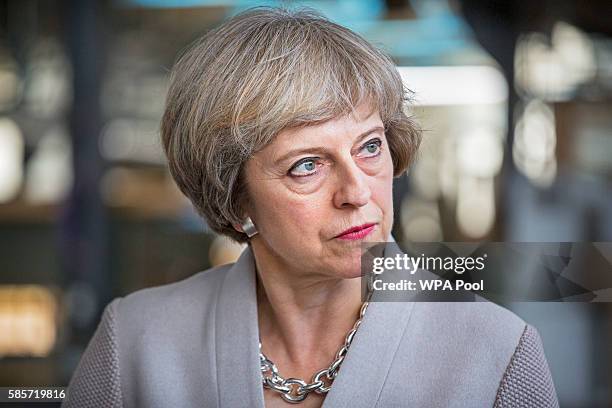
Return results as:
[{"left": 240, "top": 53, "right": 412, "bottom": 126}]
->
[{"left": 63, "top": 242, "right": 559, "bottom": 407}]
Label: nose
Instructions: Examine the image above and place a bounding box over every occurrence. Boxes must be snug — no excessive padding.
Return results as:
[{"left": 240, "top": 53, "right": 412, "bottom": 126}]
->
[{"left": 332, "top": 159, "right": 371, "bottom": 209}]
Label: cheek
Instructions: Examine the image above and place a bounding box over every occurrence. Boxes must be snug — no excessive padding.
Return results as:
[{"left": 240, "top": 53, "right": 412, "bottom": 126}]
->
[
  {"left": 372, "top": 180, "right": 393, "bottom": 227},
  {"left": 281, "top": 200, "right": 323, "bottom": 232},
  {"left": 252, "top": 186, "right": 326, "bottom": 238},
  {"left": 371, "top": 153, "right": 395, "bottom": 233},
  {"left": 375, "top": 149, "right": 394, "bottom": 194},
  {"left": 373, "top": 181, "right": 393, "bottom": 212},
  {"left": 372, "top": 157, "right": 393, "bottom": 200}
]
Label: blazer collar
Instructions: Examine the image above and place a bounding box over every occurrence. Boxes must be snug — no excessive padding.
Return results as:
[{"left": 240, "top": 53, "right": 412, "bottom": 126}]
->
[
  {"left": 215, "top": 245, "right": 265, "bottom": 407},
  {"left": 215, "top": 240, "right": 415, "bottom": 408}
]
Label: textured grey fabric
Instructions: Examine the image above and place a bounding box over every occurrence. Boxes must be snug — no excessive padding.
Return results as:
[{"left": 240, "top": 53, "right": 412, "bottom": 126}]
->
[
  {"left": 63, "top": 299, "right": 123, "bottom": 408},
  {"left": 63, "top": 242, "right": 559, "bottom": 407},
  {"left": 494, "top": 324, "right": 559, "bottom": 408}
]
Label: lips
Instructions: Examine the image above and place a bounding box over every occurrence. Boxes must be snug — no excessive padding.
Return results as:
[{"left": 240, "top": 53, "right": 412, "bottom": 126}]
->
[{"left": 335, "top": 223, "right": 377, "bottom": 240}]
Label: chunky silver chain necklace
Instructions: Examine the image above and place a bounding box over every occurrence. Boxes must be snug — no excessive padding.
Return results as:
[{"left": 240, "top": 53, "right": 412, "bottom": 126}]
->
[{"left": 259, "top": 298, "right": 371, "bottom": 403}]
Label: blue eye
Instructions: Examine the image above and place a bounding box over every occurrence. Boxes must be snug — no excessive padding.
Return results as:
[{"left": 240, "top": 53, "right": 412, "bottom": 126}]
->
[
  {"left": 289, "top": 159, "right": 317, "bottom": 177},
  {"left": 360, "top": 139, "right": 382, "bottom": 157}
]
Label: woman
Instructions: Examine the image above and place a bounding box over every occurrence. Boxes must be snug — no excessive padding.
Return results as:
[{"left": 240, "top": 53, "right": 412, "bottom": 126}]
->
[{"left": 63, "top": 7, "right": 558, "bottom": 408}]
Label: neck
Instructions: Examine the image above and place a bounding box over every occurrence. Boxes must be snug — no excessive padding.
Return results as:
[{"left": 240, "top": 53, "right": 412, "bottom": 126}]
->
[{"left": 252, "top": 244, "right": 363, "bottom": 376}]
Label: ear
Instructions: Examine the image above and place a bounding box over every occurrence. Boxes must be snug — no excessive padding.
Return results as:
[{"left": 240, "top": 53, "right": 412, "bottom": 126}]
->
[{"left": 233, "top": 222, "right": 244, "bottom": 233}]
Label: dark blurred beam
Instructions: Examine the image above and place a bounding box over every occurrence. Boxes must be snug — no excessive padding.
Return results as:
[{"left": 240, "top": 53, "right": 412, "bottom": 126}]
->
[{"left": 61, "top": 0, "right": 110, "bottom": 332}]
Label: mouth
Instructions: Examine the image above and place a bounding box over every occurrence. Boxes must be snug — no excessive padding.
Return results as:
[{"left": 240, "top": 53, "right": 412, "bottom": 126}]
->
[{"left": 334, "top": 223, "right": 377, "bottom": 241}]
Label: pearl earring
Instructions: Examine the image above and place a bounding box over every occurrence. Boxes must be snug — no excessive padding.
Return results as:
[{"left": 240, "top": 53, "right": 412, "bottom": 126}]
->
[{"left": 241, "top": 217, "right": 258, "bottom": 238}]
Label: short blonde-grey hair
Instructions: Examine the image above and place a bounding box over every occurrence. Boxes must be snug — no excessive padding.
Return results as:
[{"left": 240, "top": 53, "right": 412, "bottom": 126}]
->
[{"left": 161, "top": 7, "right": 421, "bottom": 243}]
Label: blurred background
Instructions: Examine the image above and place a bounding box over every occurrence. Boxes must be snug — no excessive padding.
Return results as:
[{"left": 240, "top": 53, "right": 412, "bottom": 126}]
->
[{"left": 0, "top": 0, "right": 611, "bottom": 406}]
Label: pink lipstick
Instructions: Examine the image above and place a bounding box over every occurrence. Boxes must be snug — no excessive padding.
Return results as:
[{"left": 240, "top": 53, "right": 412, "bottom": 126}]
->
[{"left": 335, "top": 223, "right": 376, "bottom": 240}]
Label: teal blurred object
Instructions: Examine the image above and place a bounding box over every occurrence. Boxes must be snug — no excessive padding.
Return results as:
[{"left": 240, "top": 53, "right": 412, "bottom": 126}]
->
[
  {"left": 123, "top": 0, "right": 385, "bottom": 20},
  {"left": 232, "top": 0, "right": 486, "bottom": 65},
  {"left": 232, "top": 0, "right": 386, "bottom": 21},
  {"left": 121, "top": 0, "right": 237, "bottom": 7},
  {"left": 122, "top": 0, "right": 489, "bottom": 66}
]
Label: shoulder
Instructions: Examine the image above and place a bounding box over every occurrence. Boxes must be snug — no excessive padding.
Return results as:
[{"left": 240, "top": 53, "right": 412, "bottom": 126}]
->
[
  {"left": 106, "top": 262, "right": 235, "bottom": 344},
  {"left": 417, "top": 301, "right": 528, "bottom": 375},
  {"left": 413, "top": 301, "right": 559, "bottom": 406},
  {"left": 63, "top": 263, "right": 236, "bottom": 407},
  {"left": 378, "top": 300, "right": 559, "bottom": 407},
  {"left": 114, "top": 262, "right": 232, "bottom": 321},
  {"left": 412, "top": 299, "right": 526, "bottom": 346},
  {"left": 403, "top": 300, "right": 528, "bottom": 384}
]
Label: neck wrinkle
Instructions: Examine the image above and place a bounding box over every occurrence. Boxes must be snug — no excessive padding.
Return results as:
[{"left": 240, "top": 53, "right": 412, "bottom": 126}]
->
[{"left": 255, "top": 261, "right": 363, "bottom": 370}]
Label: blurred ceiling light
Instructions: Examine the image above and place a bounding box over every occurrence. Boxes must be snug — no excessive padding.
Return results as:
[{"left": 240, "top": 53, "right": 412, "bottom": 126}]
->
[
  {"left": 100, "top": 118, "right": 165, "bottom": 164},
  {"left": 397, "top": 65, "right": 507, "bottom": 106},
  {"left": 513, "top": 100, "right": 557, "bottom": 188},
  {"left": 456, "top": 128, "right": 503, "bottom": 178},
  {"left": 0, "top": 118, "right": 24, "bottom": 203},
  {"left": 400, "top": 197, "right": 442, "bottom": 242},
  {"left": 0, "top": 50, "right": 22, "bottom": 111},
  {"left": 24, "top": 39, "right": 72, "bottom": 119},
  {"left": 456, "top": 176, "right": 495, "bottom": 238},
  {"left": 209, "top": 235, "right": 246, "bottom": 267},
  {"left": 552, "top": 22, "right": 596, "bottom": 86},
  {"left": 0, "top": 285, "right": 58, "bottom": 357},
  {"left": 515, "top": 22, "right": 595, "bottom": 100},
  {"left": 24, "top": 127, "right": 73, "bottom": 204}
]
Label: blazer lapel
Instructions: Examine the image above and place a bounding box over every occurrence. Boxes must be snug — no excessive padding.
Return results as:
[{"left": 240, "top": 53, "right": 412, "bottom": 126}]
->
[
  {"left": 320, "top": 302, "right": 415, "bottom": 408},
  {"left": 321, "top": 241, "right": 416, "bottom": 408},
  {"left": 215, "top": 246, "right": 265, "bottom": 408}
]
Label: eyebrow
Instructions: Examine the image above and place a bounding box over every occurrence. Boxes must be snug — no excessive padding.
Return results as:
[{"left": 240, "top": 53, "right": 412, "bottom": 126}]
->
[{"left": 273, "top": 125, "right": 385, "bottom": 166}]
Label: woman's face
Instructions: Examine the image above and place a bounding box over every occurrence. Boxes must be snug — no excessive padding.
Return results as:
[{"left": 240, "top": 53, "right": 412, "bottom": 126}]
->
[{"left": 243, "top": 102, "right": 394, "bottom": 280}]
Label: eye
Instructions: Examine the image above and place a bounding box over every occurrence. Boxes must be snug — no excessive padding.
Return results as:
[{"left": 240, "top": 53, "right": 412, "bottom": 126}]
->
[
  {"left": 289, "top": 158, "right": 318, "bottom": 177},
  {"left": 359, "top": 138, "right": 382, "bottom": 158}
]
